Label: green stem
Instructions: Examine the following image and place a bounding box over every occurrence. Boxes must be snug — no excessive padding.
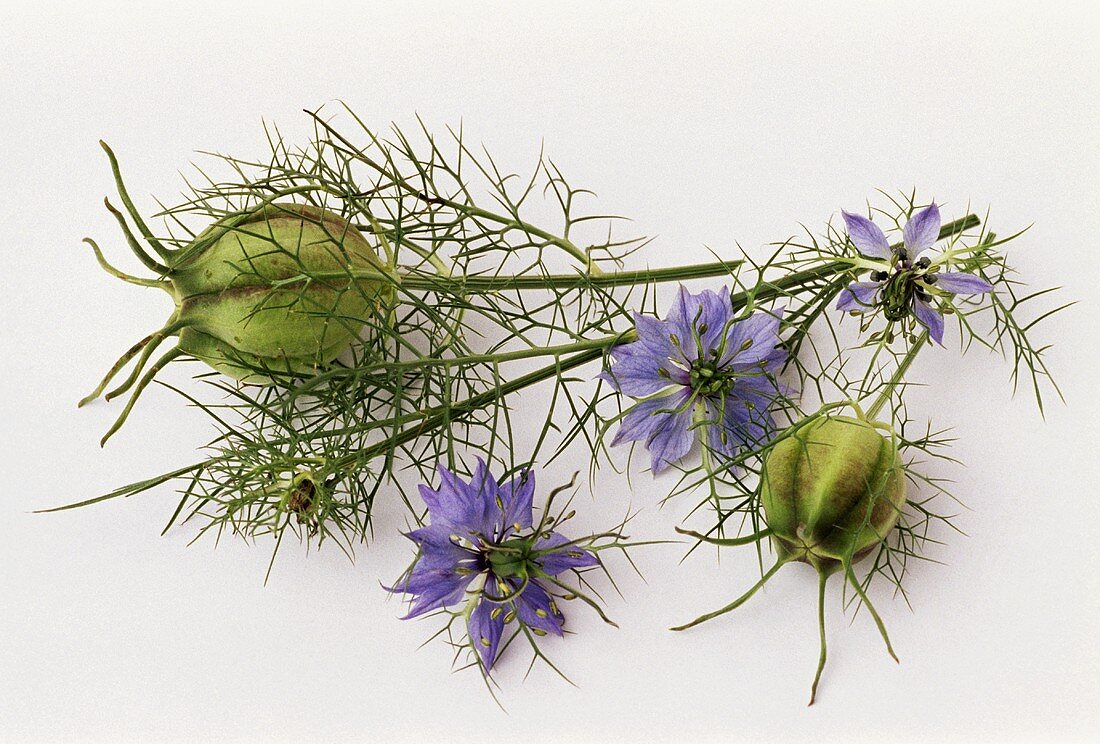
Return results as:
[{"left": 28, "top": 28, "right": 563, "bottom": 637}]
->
[
  {"left": 674, "top": 526, "right": 773, "bottom": 547},
  {"left": 330, "top": 343, "right": 609, "bottom": 472},
  {"left": 670, "top": 558, "right": 787, "bottom": 631},
  {"left": 323, "top": 259, "right": 744, "bottom": 292},
  {"left": 865, "top": 331, "right": 928, "bottom": 420},
  {"left": 809, "top": 570, "right": 830, "bottom": 706},
  {"left": 308, "top": 110, "right": 603, "bottom": 274}
]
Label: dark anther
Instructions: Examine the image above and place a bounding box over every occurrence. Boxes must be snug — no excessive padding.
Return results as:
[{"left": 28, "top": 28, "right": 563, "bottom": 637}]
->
[
  {"left": 870, "top": 270, "right": 889, "bottom": 282},
  {"left": 917, "top": 256, "right": 931, "bottom": 269},
  {"left": 924, "top": 273, "right": 938, "bottom": 284}
]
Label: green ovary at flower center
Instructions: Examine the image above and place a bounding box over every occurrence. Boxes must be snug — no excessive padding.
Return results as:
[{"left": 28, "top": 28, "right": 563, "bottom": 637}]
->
[
  {"left": 689, "top": 360, "right": 737, "bottom": 396},
  {"left": 486, "top": 538, "right": 534, "bottom": 579},
  {"left": 880, "top": 264, "right": 935, "bottom": 322}
]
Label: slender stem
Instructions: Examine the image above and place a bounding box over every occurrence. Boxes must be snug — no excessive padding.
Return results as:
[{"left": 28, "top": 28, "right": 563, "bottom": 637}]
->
[
  {"left": 320, "top": 259, "right": 745, "bottom": 292},
  {"left": 844, "top": 561, "right": 899, "bottom": 663},
  {"left": 866, "top": 331, "right": 928, "bottom": 420},
  {"left": 674, "top": 526, "right": 773, "bottom": 547},
  {"left": 301, "top": 334, "right": 638, "bottom": 396},
  {"left": 670, "top": 559, "right": 787, "bottom": 631},
  {"left": 809, "top": 570, "right": 830, "bottom": 706},
  {"left": 308, "top": 111, "right": 603, "bottom": 274},
  {"left": 330, "top": 344, "right": 609, "bottom": 472},
  {"left": 461, "top": 202, "right": 602, "bottom": 274}
]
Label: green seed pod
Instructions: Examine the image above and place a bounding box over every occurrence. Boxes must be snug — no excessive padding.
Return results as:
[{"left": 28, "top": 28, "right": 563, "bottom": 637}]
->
[
  {"left": 760, "top": 415, "right": 907, "bottom": 576},
  {"left": 673, "top": 413, "right": 907, "bottom": 705},
  {"left": 171, "top": 202, "right": 387, "bottom": 381},
  {"left": 80, "top": 142, "right": 391, "bottom": 444}
]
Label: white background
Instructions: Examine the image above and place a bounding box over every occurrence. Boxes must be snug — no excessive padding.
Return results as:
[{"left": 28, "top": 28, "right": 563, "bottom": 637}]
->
[{"left": 2, "top": 2, "right": 1098, "bottom": 742}]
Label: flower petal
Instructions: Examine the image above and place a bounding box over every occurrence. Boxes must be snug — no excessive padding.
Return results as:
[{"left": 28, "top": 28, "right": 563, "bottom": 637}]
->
[
  {"left": 600, "top": 343, "right": 680, "bottom": 397},
  {"left": 842, "top": 210, "right": 891, "bottom": 259},
  {"left": 651, "top": 392, "right": 700, "bottom": 473},
  {"left": 721, "top": 309, "right": 785, "bottom": 369},
  {"left": 534, "top": 532, "right": 600, "bottom": 575},
  {"left": 631, "top": 311, "right": 674, "bottom": 358},
  {"left": 912, "top": 298, "right": 945, "bottom": 345},
  {"left": 666, "top": 286, "right": 734, "bottom": 363},
  {"left": 499, "top": 470, "right": 535, "bottom": 532},
  {"left": 702, "top": 393, "right": 775, "bottom": 460},
  {"left": 902, "top": 203, "right": 941, "bottom": 255},
  {"left": 397, "top": 567, "right": 475, "bottom": 619},
  {"left": 418, "top": 469, "right": 474, "bottom": 532},
  {"left": 610, "top": 389, "right": 686, "bottom": 446},
  {"left": 468, "top": 458, "right": 503, "bottom": 536},
  {"left": 512, "top": 580, "right": 565, "bottom": 637},
  {"left": 404, "top": 524, "right": 470, "bottom": 564},
  {"left": 468, "top": 597, "right": 505, "bottom": 670},
  {"left": 836, "top": 281, "right": 882, "bottom": 311},
  {"left": 933, "top": 271, "right": 993, "bottom": 295}
]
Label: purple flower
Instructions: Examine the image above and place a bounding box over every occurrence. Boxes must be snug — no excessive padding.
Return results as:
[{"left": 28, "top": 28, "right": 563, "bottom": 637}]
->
[
  {"left": 390, "top": 460, "right": 598, "bottom": 672},
  {"left": 837, "top": 204, "right": 993, "bottom": 344},
  {"left": 600, "top": 286, "right": 786, "bottom": 473}
]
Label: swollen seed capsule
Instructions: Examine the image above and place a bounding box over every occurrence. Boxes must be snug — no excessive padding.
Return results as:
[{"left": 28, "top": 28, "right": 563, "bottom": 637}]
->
[
  {"left": 673, "top": 413, "right": 907, "bottom": 705},
  {"left": 760, "top": 415, "right": 906, "bottom": 576},
  {"left": 80, "top": 142, "right": 391, "bottom": 444},
  {"left": 171, "top": 203, "right": 388, "bottom": 381}
]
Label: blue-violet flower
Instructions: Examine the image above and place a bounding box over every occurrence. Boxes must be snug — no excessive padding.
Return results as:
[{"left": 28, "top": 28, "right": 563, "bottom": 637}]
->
[
  {"left": 600, "top": 286, "right": 786, "bottom": 473},
  {"left": 836, "top": 204, "right": 993, "bottom": 344},
  {"left": 390, "top": 460, "right": 598, "bottom": 671}
]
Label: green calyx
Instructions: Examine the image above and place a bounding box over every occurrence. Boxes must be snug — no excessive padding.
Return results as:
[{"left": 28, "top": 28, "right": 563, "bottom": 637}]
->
[{"left": 761, "top": 415, "right": 906, "bottom": 576}]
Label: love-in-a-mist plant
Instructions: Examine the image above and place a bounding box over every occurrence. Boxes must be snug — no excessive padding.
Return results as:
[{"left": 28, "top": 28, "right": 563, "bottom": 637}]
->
[{"left": 53, "top": 108, "right": 1065, "bottom": 701}]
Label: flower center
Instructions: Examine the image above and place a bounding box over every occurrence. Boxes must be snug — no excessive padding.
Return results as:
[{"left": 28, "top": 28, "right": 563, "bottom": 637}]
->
[
  {"left": 485, "top": 537, "right": 534, "bottom": 580},
  {"left": 689, "top": 359, "right": 737, "bottom": 397},
  {"left": 878, "top": 253, "right": 935, "bottom": 321}
]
